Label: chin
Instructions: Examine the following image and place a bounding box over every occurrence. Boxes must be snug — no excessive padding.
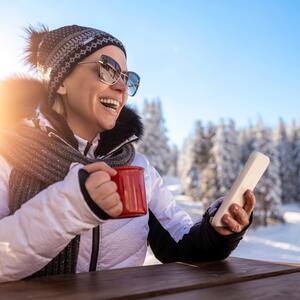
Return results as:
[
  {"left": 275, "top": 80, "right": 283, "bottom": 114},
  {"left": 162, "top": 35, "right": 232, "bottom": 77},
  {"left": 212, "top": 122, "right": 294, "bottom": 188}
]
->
[{"left": 100, "top": 121, "right": 117, "bottom": 132}]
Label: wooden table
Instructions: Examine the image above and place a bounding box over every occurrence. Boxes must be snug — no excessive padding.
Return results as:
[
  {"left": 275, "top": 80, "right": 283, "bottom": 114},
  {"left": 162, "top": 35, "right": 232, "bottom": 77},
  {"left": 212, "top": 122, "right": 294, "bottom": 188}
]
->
[{"left": 1, "top": 257, "right": 300, "bottom": 299}]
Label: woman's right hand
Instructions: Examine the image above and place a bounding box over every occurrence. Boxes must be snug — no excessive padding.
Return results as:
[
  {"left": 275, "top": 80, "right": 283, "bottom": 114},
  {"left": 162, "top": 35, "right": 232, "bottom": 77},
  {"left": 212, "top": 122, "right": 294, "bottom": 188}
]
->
[{"left": 84, "top": 162, "right": 122, "bottom": 217}]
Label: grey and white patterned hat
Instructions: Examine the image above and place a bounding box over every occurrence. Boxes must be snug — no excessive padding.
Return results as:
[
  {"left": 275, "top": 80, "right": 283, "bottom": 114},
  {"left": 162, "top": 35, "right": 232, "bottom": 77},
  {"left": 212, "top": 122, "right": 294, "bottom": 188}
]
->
[{"left": 24, "top": 24, "right": 126, "bottom": 106}]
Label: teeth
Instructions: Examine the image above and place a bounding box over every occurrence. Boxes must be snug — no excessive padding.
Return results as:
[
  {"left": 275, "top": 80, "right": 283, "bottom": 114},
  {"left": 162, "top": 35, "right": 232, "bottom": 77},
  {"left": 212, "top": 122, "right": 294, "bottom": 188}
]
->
[{"left": 99, "top": 98, "right": 120, "bottom": 108}]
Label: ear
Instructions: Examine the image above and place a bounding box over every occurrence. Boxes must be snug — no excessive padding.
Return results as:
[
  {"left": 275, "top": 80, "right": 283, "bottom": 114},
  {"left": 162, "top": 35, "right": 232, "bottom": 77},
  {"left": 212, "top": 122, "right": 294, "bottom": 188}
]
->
[{"left": 56, "top": 84, "right": 67, "bottom": 95}]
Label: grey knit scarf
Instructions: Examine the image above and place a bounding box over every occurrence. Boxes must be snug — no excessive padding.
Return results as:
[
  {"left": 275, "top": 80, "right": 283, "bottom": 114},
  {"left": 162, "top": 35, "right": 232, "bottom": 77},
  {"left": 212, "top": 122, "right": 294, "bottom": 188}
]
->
[{"left": 0, "top": 125, "right": 135, "bottom": 278}]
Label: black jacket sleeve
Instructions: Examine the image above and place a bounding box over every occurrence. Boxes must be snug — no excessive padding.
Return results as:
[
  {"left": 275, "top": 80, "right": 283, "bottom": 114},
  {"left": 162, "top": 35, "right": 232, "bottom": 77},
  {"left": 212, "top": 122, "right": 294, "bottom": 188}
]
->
[
  {"left": 148, "top": 207, "right": 252, "bottom": 263},
  {"left": 78, "top": 168, "right": 110, "bottom": 220}
]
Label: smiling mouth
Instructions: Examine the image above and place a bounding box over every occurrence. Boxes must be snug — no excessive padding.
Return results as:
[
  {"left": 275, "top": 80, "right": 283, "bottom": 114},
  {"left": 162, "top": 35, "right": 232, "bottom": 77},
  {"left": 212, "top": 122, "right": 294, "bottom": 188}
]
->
[{"left": 99, "top": 98, "right": 121, "bottom": 113}]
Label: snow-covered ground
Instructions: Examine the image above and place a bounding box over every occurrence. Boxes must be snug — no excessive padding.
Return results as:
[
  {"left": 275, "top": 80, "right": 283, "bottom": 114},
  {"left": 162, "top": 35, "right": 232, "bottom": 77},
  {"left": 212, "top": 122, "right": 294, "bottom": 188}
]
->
[
  {"left": 233, "top": 203, "right": 300, "bottom": 263},
  {"left": 144, "top": 177, "right": 300, "bottom": 265}
]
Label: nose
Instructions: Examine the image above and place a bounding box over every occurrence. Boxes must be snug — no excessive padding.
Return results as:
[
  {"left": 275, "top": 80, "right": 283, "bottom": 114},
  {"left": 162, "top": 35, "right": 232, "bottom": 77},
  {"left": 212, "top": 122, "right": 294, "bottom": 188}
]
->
[{"left": 111, "top": 76, "right": 127, "bottom": 94}]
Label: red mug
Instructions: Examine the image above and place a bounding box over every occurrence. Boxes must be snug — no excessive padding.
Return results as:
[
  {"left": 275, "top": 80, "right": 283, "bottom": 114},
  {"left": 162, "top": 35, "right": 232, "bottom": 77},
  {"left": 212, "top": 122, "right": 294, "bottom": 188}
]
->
[{"left": 111, "top": 166, "right": 147, "bottom": 218}]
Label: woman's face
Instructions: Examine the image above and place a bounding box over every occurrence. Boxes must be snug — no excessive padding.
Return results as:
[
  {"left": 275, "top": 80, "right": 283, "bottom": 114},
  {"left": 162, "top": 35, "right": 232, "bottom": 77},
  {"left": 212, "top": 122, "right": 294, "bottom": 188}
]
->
[{"left": 59, "top": 45, "right": 128, "bottom": 141}]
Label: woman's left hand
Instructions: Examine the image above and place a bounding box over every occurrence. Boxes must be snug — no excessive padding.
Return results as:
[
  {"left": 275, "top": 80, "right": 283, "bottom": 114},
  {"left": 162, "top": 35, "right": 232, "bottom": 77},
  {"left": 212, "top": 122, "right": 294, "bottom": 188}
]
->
[{"left": 211, "top": 190, "right": 256, "bottom": 236}]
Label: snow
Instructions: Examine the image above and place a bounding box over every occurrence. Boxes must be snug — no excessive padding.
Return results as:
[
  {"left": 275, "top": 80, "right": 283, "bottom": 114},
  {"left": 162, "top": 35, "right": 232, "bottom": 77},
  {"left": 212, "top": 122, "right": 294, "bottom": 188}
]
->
[
  {"left": 233, "top": 203, "right": 300, "bottom": 263},
  {"left": 144, "top": 177, "right": 300, "bottom": 265}
]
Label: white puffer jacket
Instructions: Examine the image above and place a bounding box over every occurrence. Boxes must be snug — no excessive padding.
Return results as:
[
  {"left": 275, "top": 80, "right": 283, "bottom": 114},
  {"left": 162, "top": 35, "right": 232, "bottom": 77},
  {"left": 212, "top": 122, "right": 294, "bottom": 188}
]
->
[{"left": 0, "top": 111, "right": 194, "bottom": 282}]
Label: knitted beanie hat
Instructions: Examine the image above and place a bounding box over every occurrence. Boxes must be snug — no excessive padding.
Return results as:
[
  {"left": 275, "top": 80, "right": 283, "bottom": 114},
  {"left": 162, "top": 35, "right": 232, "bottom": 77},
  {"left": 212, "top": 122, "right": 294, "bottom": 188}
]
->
[{"left": 24, "top": 24, "right": 126, "bottom": 106}]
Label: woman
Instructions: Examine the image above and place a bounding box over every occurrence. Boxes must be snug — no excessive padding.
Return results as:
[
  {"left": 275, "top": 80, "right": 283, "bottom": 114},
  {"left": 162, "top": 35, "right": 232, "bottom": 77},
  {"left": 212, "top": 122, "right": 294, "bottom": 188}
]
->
[{"left": 0, "top": 24, "right": 255, "bottom": 282}]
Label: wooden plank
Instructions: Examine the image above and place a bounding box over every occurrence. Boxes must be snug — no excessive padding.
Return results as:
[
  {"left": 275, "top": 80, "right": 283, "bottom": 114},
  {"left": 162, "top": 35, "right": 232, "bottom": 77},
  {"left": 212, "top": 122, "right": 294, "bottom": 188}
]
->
[
  {"left": 147, "top": 272, "right": 300, "bottom": 300},
  {"left": 0, "top": 257, "right": 299, "bottom": 300}
]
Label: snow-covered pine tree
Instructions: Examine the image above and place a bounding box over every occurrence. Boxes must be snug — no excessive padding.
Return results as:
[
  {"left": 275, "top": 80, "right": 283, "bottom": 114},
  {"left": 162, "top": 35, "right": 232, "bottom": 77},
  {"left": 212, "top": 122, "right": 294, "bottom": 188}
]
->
[
  {"left": 178, "top": 136, "right": 200, "bottom": 199},
  {"left": 211, "top": 120, "right": 227, "bottom": 196},
  {"left": 178, "top": 121, "right": 207, "bottom": 201},
  {"left": 200, "top": 156, "right": 219, "bottom": 209},
  {"left": 167, "top": 144, "right": 178, "bottom": 177},
  {"left": 274, "top": 118, "right": 297, "bottom": 203},
  {"left": 290, "top": 120, "right": 300, "bottom": 203},
  {"left": 239, "top": 122, "right": 255, "bottom": 164},
  {"left": 225, "top": 119, "right": 241, "bottom": 189},
  {"left": 136, "top": 98, "right": 172, "bottom": 175},
  {"left": 211, "top": 119, "right": 241, "bottom": 196},
  {"left": 252, "top": 119, "right": 283, "bottom": 226},
  {"left": 199, "top": 122, "right": 220, "bottom": 208},
  {"left": 192, "top": 121, "right": 211, "bottom": 168}
]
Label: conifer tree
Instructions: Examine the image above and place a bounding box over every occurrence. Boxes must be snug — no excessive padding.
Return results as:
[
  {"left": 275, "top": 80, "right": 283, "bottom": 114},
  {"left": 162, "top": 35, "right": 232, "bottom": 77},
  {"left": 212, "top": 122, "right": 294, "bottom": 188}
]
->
[
  {"left": 252, "top": 119, "right": 283, "bottom": 225},
  {"left": 136, "top": 98, "right": 172, "bottom": 175},
  {"left": 274, "top": 118, "right": 297, "bottom": 203}
]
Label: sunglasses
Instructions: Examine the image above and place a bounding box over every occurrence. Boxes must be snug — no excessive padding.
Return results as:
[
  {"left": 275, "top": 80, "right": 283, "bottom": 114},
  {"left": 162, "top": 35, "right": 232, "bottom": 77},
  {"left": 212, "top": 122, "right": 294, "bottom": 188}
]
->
[{"left": 78, "top": 54, "right": 140, "bottom": 97}]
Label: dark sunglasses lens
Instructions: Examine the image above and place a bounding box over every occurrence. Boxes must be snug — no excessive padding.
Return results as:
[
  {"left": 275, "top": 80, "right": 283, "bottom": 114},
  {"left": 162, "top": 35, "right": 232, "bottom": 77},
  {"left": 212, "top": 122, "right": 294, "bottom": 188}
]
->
[
  {"left": 99, "top": 63, "right": 119, "bottom": 84},
  {"left": 99, "top": 55, "right": 121, "bottom": 84},
  {"left": 127, "top": 72, "right": 140, "bottom": 96}
]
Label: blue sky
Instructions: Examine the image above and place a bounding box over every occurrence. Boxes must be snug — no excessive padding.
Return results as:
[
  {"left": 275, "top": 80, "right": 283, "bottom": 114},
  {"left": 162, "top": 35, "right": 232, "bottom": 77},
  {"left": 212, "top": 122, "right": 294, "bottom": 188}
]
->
[{"left": 0, "top": 0, "right": 299, "bottom": 147}]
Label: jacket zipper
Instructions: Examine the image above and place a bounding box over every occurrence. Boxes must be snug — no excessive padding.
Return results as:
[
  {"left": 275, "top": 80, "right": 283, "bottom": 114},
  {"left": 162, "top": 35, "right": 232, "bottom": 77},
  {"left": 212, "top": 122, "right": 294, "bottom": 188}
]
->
[{"left": 98, "top": 135, "right": 139, "bottom": 160}]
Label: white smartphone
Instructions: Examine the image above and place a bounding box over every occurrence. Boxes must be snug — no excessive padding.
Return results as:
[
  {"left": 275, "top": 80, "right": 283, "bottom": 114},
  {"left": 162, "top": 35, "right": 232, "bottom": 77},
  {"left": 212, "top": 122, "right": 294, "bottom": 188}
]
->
[{"left": 211, "top": 151, "right": 270, "bottom": 227}]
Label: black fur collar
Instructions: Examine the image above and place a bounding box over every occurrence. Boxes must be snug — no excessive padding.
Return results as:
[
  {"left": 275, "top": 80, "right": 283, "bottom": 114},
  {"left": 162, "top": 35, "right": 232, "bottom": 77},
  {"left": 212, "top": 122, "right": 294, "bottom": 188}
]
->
[{"left": 96, "top": 106, "right": 143, "bottom": 156}]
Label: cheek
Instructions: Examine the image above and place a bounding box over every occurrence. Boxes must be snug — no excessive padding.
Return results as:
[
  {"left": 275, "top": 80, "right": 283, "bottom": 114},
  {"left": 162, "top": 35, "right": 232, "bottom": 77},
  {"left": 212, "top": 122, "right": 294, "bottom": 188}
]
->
[
  {"left": 75, "top": 78, "right": 92, "bottom": 94},
  {"left": 65, "top": 72, "right": 110, "bottom": 108},
  {"left": 68, "top": 79, "right": 96, "bottom": 102}
]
